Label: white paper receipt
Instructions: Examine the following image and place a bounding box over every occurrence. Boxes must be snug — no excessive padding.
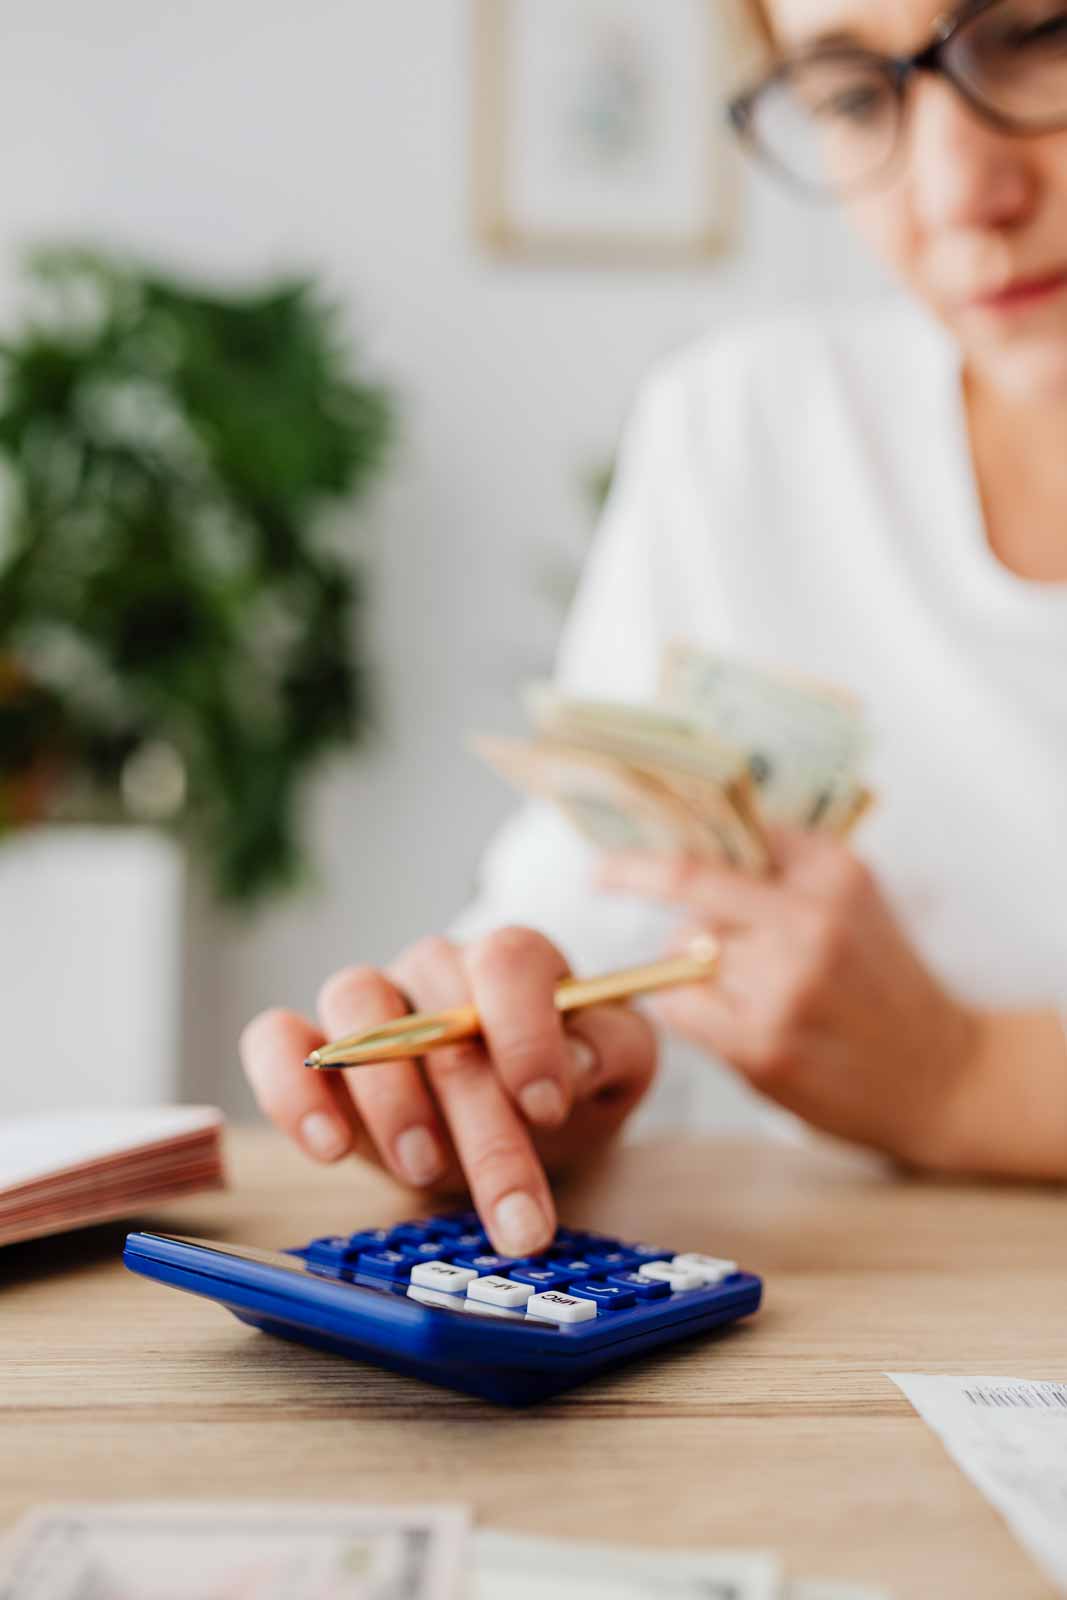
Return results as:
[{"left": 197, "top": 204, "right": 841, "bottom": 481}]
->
[{"left": 888, "top": 1373, "right": 1067, "bottom": 1594}]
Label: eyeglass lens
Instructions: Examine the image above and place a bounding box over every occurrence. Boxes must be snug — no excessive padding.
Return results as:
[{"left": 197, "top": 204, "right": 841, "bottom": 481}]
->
[{"left": 743, "top": 0, "right": 1067, "bottom": 194}]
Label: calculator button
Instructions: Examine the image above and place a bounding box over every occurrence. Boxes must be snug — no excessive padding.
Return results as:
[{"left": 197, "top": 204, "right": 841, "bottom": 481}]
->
[
  {"left": 550, "top": 1256, "right": 593, "bottom": 1276},
  {"left": 566, "top": 1232, "right": 620, "bottom": 1252},
  {"left": 409, "top": 1260, "right": 477, "bottom": 1293},
  {"left": 466, "top": 1274, "right": 536, "bottom": 1310},
  {"left": 388, "top": 1223, "right": 439, "bottom": 1247},
  {"left": 395, "top": 1241, "right": 445, "bottom": 1261},
  {"left": 509, "top": 1264, "right": 576, "bottom": 1291},
  {"left": 625, "top": 1242, "right": 671, "bottom": 1261},
  {"left": 452, "top": 1230, "right": 490, "bottom": 1254},
  {"left": 526, "top": 1290, "right": 598, "bottom": 1324},
  {"left": 583, "top": 1248, "right": 639, "bottom": 1273},
  {"left": 451, "top": 1252, "right": 516, "bottom": 1275},
  {"left": 569, "top": 1280, "right": 636, "bottom": 1310},
  {"left": 357, "top": 1249, "right": 413, "bottom": 1280},
  {"left": 463, "top": 1298, "right": 526, "bottom": 1321},
  {"left": 345, "top": 1228, "right": 392, "bottom": 1253},
  {"left": 551, "top": 1227, "right": 593, "bottom": 1249},
  {"left": 303, "top": 1236, "right": 355, "bottom": 1267},
  {"left": 407, "top": 1284, "right": 471, "bottom": 1312},
  {"left": 605, "top": 1270, "right": 670, "bottom": 1301},
  {"left": 672, "top": 1252, "right": 738, "bottom": 1283},
  {"left": 638, "top": 1261, "right": 704, "bottom": 1290},
  {"left": 428, "top": 1212, "right": 479, "bottom": 1235}
]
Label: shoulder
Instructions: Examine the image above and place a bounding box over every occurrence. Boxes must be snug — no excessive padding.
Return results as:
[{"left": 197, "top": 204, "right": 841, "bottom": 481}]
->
[{"left": 636, "top": 296, "right": 952, "bottom": 428}]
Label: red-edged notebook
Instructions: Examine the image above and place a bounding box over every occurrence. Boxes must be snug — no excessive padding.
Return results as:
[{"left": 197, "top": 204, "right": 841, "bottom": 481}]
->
[{"left": 0, "top": 1107, "right": 225, "bottom": 1246}]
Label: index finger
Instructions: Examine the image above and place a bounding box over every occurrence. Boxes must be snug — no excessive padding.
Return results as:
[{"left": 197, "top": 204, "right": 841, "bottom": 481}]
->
[{"left": 391, "top": 936, "right": 556, "bottom": 1259}]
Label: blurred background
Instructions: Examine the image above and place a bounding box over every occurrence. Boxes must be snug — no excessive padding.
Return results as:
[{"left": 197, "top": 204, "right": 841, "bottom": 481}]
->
[{"left": 0, "top": 0, "right": 883, "bottom": 1121}]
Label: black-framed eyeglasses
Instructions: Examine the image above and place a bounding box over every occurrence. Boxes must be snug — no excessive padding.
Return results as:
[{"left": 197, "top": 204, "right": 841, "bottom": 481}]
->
[{"left": 728, "top": 0, "right": 1067, "bottom": 198}]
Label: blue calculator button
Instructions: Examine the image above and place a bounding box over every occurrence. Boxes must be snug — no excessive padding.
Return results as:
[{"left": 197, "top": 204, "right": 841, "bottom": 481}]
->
[
  {"left": 388, "top": 1223, "right": 438, "bottom": 1247},
  {"left": 569, "top": 1280, "right": 636, "bottom": 1310},
  {"left": 624, "top": 1242, "right": 671, "bottom": 1261},
  {"left": 551, "top": 1227, "right": 585, "bottom": 1246},
  {"left": 451, "top": 1252, "right": 515, "bottom": 1274},
  {"left": 606, "top": 1270, "right": 671, "bottom": 1300},
  {"left": 451, "top": 1230, "right": 490, "bottom": 1253},
  {"left": 303, "top": 1236, "right": 356, "bottom": 1266},
  {"left": 345, "top": 1229, "right": 391, "bottom": 1253},
  {"left": 428, "top": 1211, "right": 479, "bottom": 1235},
  {"left": 583, "top": 1248, "right": 640, "bottom": 1272},
  {"left": 395, "top": 1241, "right": 444, "bottom": 1261},
  {"left": 551, "top": 1256, "right": 594, "bottom": 1276},
  {"left": 357, "top": 1249, "right": 413, "bottom": 1280},
  {"left": 509, "top": 1264, "right": 576, "bottom": 1291}
]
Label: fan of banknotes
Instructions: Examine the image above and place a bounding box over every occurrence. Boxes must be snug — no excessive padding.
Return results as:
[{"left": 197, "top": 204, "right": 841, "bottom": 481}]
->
[{"left": 473, "top": 642, "right": 874, "bottom": 875}]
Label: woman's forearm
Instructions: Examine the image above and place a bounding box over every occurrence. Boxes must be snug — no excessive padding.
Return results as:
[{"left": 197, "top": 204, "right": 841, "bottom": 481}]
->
[{"left": 931, "top": 1007, "right": 1067, "bottom": 1181}]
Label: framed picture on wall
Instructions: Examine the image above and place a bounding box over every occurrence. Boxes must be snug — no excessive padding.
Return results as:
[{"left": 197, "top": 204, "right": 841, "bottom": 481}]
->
[{"left": 472, "top": 0, "right": 738, "bottom": 266}]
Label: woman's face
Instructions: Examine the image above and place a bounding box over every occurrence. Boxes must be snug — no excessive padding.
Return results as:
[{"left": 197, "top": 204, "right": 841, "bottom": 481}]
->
[{"left": 767, "top": 0, "right": 1067, "bottom": 398}]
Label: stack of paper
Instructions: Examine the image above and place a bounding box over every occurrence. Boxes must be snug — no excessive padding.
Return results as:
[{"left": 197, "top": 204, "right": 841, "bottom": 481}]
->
[{"left": 0, "top": 1106, "right": 225, "bottom": 1247}]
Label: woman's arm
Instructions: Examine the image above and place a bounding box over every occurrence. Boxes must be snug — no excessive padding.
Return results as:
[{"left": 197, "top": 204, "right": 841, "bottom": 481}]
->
[{"left": 927, "top": 1008, "right": 1067, "bottom": 1181}]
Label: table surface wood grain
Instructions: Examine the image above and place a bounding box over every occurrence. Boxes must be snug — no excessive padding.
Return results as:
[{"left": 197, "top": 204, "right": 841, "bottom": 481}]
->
[{"left": 2, "top": 1128, "right": 1062, "bottom": 1597}]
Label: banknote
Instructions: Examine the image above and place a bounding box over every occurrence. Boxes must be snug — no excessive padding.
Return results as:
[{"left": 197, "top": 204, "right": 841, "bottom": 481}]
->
[
  {"left": 470, "top": 1531, "right": 782, "bottom": 1599},
  {"left": 471, "top": 735, "right": 761, "bottom": 867},
  {"left": 0, "top": 1502, "right": 469, "bottom": 1600},
  {"left": 522, "top": 685, "right": 772, "bottom": 873},
  {"left": 659, "top": 643, "right": 871, "bottom": 835}
]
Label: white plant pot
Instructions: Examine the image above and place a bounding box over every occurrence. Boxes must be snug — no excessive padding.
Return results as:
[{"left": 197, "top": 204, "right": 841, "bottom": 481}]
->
[{"left": 0, "top": 825, "right": 183, "bottom": 1114}]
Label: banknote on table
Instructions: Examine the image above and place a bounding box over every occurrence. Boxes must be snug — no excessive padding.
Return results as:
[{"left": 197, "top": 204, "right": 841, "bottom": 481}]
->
[
  {"left": 0, "top": 1502, "right": 469, "bottom": 1600},
  {"left": 659, "top": 643, "right": 872, "bottom": 838},
  {"left": 470, "top": 1533, "right": 890, "bottom": 1600},
  {"left": 470, "top": 1531, "right": 782, "bottom": 1600}
]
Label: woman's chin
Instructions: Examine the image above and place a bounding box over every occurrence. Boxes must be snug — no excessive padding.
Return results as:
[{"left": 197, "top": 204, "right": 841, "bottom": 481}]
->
[{"left": 959, "top": 324, "right": 1067, "bottom": 403}]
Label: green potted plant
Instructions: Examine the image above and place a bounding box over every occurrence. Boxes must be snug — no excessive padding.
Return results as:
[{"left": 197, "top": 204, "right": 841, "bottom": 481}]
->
[{"left": 0, "top": 245, "right": 394, "bottom": 1109}]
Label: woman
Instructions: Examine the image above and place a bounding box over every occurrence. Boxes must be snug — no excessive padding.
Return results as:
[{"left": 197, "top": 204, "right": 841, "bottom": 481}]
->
[{"left": 242, "top": 0, "right": 1067, "bottom": 1260}]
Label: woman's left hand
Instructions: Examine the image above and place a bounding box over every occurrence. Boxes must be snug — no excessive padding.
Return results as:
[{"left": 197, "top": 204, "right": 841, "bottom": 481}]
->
[{"left": 597, "top": 830, "right": 980, "bottom": 1170}]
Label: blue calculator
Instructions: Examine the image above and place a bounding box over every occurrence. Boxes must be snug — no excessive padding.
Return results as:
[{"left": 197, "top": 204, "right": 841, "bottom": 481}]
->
[{"left": 124, "top": 1213, "right": 762, "bottom": 1406}]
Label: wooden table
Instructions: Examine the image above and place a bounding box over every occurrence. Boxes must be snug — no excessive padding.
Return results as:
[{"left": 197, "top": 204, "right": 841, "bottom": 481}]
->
[{"left": 2, "top": 1129, "right": 1062, "bottom": 1597}]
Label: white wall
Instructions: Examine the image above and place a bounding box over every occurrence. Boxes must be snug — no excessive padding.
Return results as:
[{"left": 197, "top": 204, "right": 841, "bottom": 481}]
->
[{"left": 0, "top": 1, "right": 882, "bottom": 1116}]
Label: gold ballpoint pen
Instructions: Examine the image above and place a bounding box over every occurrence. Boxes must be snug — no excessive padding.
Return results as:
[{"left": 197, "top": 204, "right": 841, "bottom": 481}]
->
[{"left": 305, "top": 936, "right": 720, "bottom": 1070}]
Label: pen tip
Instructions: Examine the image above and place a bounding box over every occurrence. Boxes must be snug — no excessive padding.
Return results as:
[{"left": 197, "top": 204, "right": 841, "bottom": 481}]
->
[{"left": 304, "top": 1052, "right": 322, "bottom": 1070}]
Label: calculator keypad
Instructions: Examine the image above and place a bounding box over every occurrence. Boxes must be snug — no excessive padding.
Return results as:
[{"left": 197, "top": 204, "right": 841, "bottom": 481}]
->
[{"left": 298, "top": 1215, "right": 743, "bottom": 1329}]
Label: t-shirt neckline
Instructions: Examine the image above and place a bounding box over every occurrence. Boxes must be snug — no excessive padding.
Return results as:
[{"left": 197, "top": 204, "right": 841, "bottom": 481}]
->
[{"left": 934, "top": 321, "right": 1067, "bottom": 629}]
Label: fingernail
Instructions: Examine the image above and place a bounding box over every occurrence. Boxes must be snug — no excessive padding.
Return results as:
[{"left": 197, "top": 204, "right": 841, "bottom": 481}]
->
[
  {"left": 518, "top": 1077, "right": 567, "bottom": 1127},
  {"left": 395, "top": 1125, "right": 445, "bottom": 1187},
  {"left": 300, "top": 1111, "right": 350, "bottom": 1162},
  {"left": 568, "top": 1037, "right": 598, "bottom": 1085},
  {"left": 493, "top": 1190, "right": 551, "bottom": 1256}
]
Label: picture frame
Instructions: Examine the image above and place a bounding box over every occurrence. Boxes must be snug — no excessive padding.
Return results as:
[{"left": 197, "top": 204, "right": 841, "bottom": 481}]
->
[{"left": 472, "top": 0, "right": 738, "bottom": 266}]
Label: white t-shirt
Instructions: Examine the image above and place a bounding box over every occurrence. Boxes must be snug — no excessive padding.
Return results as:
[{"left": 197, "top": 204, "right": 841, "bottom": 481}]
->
[{"left": 453, "top": 296, "right": 1067, "bottom": 1131}]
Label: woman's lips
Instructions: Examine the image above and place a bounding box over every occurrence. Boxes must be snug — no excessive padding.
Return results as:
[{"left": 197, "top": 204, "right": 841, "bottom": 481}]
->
[{"left": 967, "top": 269, "right": 1067, "bottom": 313}]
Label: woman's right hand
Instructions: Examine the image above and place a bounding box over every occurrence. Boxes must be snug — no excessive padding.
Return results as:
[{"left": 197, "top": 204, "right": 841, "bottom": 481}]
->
[{"left": 239, "top": 927, "right": 658, "bottom": 1259}]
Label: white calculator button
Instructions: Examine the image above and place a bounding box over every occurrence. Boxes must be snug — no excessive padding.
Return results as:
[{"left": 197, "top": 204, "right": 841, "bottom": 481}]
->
[
  {"left": 525, "top": 1290, "right": 598, "bottom": 1324},
  {"left": 464, "top": 1299, "right": 525, "bottom": 1321},
  {"left": 409, "top": 1260, "right": 477, "bottom": 1293},
  {"left": 407, "top": 1284, "right": 471, "bottom": 1311},
  {"left": 638, "top": 1261, "right": 704, "bottom": 1290},
  {"left": 467, "top": 1274, "right": 535, "bottom": 1309},
  {"left": 672, "top": 1252, "right": 738, "bottom": 1283}
]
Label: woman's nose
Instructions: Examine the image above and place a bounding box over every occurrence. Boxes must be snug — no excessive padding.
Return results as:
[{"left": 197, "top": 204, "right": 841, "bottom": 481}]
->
[{"left": 907, "top": 76, "right": 1036, "bottom": 234}]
